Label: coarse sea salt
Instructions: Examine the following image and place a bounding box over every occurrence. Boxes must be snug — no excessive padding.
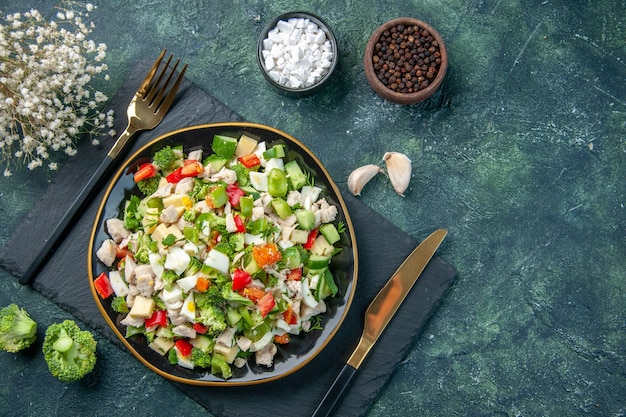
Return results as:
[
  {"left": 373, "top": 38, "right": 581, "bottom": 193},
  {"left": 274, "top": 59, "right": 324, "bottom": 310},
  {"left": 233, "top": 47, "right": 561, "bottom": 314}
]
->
[{"left": 261, "top": 17, "right": 334, "bottom": 89}]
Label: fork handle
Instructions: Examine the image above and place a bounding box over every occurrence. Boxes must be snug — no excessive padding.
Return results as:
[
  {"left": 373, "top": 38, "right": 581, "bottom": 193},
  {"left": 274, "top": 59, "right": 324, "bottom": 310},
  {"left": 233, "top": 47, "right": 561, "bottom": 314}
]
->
[
  {"left": 20, "top": 152, "right": 117, "bottom": 285},
  {"left": 108, "top": 122, "right": 135, "bottom": 159}
]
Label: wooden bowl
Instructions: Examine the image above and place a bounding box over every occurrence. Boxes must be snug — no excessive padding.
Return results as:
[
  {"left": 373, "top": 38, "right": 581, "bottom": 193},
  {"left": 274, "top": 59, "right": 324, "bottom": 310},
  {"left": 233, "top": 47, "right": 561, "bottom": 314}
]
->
[{"left": 364, "top": 17, "right": 448, "bottom": 105}]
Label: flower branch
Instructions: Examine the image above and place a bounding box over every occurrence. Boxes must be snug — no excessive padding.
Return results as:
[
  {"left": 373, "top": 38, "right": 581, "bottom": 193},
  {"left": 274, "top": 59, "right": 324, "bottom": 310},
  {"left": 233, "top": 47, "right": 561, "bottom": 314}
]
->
[{"left": 0, "top": 2, "right": 115, "bottom": 177}]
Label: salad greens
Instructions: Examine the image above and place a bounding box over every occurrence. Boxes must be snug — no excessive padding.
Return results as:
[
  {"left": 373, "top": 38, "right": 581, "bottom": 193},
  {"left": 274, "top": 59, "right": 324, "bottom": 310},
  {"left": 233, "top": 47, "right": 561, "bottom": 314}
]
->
[{"left": 95, "top": 133, "right": 346, "bottom": 379}]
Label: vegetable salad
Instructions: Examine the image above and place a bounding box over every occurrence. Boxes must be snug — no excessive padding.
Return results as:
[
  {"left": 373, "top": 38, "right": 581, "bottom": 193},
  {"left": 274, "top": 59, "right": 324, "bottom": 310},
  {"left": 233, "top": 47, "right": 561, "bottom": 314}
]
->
[{"left": 94, "top": 132, "right": 346, "bottom": 379}]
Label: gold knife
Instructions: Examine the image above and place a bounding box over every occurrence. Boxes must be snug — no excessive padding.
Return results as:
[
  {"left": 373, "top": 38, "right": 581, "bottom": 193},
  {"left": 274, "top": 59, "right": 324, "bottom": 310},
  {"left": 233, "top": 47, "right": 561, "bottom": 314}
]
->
[{"left": 311, "top": 228, "right": 448, "bottom": 417}]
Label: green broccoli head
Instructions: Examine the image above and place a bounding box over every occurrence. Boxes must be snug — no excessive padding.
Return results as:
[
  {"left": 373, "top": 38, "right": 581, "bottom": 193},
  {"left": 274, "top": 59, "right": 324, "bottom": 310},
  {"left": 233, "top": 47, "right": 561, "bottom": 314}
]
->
[
  {"left": 161, "top": 269, "right": 179, "bottom": 290},
  {"left": 137, "top": 174, "right": 162, "bottom": 196},
  {"left": 152, "top": 146, "right": 181, "bottom": 172},
  {"left": 111, "top": 296, "right": 129, "bottom": 314},
  {"left": 42, "top": 320, "right": 97, "bottom": 382},
  {"left": 191, "top": 347, "right": 212, "bottom": 368},
  {"left": 0, "top": 304, "right": 37, "bottom": 353},
  {"left": 195, "top": 285, "right": 225, "bottom": 308},
  {"left": 196, "top": 305, "right": 227, "bottom": 337}
]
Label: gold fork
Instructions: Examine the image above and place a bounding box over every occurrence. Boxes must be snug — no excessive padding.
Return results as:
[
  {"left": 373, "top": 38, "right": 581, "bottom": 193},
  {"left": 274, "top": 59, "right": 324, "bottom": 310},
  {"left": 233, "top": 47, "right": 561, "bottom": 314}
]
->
[
  {"left": 108, "top": 49, "right": 187, "bottom": 159},
  {"left": 20, "top": 50, "right": 187, "bottom": 285}
]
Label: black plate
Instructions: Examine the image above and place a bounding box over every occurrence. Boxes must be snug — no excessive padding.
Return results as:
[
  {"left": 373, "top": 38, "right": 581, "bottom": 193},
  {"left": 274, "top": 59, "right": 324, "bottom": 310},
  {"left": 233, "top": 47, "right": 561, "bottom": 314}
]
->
[{"left": 88, "top": 122, "right": 358, "bottom": 386}]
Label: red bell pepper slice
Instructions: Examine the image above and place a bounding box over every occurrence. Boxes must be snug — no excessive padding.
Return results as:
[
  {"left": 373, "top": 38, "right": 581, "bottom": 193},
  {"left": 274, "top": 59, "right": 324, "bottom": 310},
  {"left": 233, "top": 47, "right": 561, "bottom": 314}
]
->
[
  {"left": 145, "top": 310, "right": 167, "bottom": 328},
  {"left": 239, "top": 153, "right": 261, "bottom": 168},
  {"left": 166, "top": 167, "right": 185, "bottom": 183},
  {"left": 257, "top": 291, "right": 275, "bottom": 318},
  {"left": 286, "top": 268, "right": 302, "bottom": 281},
  {"left": 193, "top": 322, "right": 208, "bottom": 334},
  {"left": 133, "top": 163, "right": 157, "bottom": 183},
  {"left": 226, "top": 183, "right": 246, "bottom": 206},
  {"left": 175, "top": 339, "right": 193, "bottom": 357},
  {"left": 233, "top": 214, "right": 246, "bottom": 233},
  {"left": 303, "top": 229, "right": 319, "bottom": 249},
  {"left": 94, "top": 272, "right": 114, "bottom": 299},
  {"left": 231, "top": 268, "right": 251, "bottom": 291}
]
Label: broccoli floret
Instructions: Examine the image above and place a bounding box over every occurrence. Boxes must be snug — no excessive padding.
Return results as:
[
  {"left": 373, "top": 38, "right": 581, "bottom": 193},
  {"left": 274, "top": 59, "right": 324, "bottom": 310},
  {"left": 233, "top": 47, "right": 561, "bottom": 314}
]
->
[
  {"left": 185, "top": 256, "right": 203, "bottom": 276},
  {"left": 213, "top": 233, "right": 244, "bottom": 258},
  {"left": 161, "top": 269, "right": 179, "bottom": 290},
  {"left": 111, "top": 297, "right": 129, "bottom": 313},
  {"left": 196, "top": 305, "right": 227, "bottom": 336},
  {"left": 137, "top": 174, "right": 162, "bottom": 196},
  {"left": 231, "top": 163, "right": 250, "bottom": 186},
  {"left": 190, "top": 180, "right": 211, "bottom": 201},
  {"left": 153, "top": 146, "right": 180, "bottom": 172},
  {"left": 42, "top": 320, "right": 97, "bottom": 382},
  {"left": 195, "top": 284, "right": 225, "bottom": 308},
  {"left": 0, "top": 304, "right": 37, "bottom": 353},
  {"left": 195, "top": 287, "right": 228, "bottom": 336},
  {"left": 123, "top": 195, "right": 141, "bottom": 231},
  {"left": 134, "top": 231, "right": 155, "bottom": 264},
  {"left": 191, "top": 347, "right": 212, "bottom": 368}
]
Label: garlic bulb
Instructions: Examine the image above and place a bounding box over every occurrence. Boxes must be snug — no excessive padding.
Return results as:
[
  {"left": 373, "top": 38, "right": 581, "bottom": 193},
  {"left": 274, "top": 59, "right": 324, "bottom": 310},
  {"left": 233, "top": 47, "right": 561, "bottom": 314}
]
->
[
  {"left": 347, "top": 164, "right": 383, "bottom": 196},
  {"left": 383, "top": 152, "right": 412, "bottom": 196}
]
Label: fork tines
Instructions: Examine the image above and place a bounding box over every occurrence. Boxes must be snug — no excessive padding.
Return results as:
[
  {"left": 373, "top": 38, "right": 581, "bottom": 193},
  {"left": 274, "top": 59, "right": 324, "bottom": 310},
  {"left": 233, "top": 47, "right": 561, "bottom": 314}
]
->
[{"left": 143, "top": 50, "right": 188, "bottom": 114}]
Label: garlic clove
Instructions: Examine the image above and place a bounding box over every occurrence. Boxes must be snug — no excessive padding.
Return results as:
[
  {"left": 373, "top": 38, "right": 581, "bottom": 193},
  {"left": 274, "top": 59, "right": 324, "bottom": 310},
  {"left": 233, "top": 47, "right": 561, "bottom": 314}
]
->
[
  {"left": 347, "top": 164, "right": 383, "bottom": 196},
  {"left": 383, "top": 152, "right": 412, "bottom": 196}
]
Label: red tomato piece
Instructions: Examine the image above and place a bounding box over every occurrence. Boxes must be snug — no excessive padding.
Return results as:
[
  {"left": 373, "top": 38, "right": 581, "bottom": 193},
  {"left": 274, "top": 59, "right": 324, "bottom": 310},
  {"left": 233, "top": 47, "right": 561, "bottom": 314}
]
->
[
  {"left": 226, "top": 183, "right": 246, "bottom": 206},
  {"left": 286, "top": 268, "right": 302, "bottom": 281}
]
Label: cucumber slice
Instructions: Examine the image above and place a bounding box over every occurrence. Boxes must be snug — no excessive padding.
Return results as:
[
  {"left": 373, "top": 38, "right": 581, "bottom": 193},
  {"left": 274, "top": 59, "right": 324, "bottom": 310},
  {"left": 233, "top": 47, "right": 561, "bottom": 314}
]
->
[
  {"left": 308, "top": 254, "right": 330, "bottom": 269},
  {"left": 271, "top": 197, "right": 292, "bottom": 219},
  {"left": 284, "top": 160, "right": 307, "bottom": 190},
  {"left": 319, "top": 223, "right": 341, "bottom": 245},
  {"left": 282, "top": 246, "right": 302, "bottom": 269},
  {"left": 263, "top": 144, "right": 286, "bottom": 159},
  {"left": 295, "top": 209, "right": 315, "bottom": 230},
  {"left": 212, "top": 135, "right": 238, "bottom": 159}
]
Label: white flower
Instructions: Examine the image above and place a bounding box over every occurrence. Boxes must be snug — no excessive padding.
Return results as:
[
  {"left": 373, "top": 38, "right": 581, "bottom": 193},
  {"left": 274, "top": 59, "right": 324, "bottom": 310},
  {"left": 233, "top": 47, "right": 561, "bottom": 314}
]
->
[{"left": 0, "top": 3, "right": 115, "bottom": 173}]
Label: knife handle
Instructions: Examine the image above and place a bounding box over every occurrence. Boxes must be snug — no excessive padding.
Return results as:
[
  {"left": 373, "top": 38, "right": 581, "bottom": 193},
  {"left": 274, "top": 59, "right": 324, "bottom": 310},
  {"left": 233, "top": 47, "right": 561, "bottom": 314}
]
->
[
  {"left": 19, "top": 156, "right": 114, "bottom": 286},
  {"left": 311, "top": 364, "right": 357, "bottom": 417}
]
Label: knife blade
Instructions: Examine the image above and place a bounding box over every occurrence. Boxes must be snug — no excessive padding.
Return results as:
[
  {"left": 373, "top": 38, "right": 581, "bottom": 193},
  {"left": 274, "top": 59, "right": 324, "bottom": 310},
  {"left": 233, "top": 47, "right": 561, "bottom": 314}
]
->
[{"left": 311, "top": 228, "right": 448, "bottom": 417}]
